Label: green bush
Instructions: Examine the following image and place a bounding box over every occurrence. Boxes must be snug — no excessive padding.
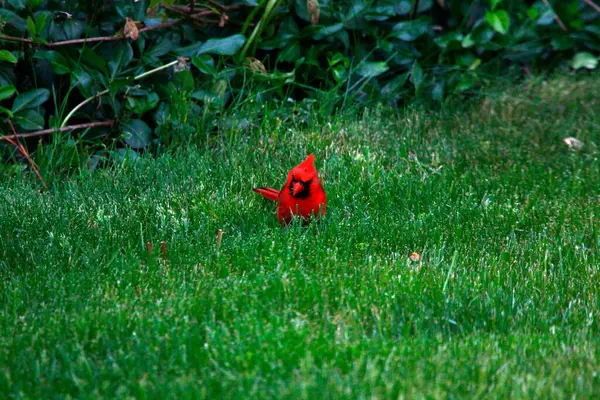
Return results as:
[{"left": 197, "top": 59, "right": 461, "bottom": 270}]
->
[{"left": 0, "top": 0, "right": 599, "bottom": 171}]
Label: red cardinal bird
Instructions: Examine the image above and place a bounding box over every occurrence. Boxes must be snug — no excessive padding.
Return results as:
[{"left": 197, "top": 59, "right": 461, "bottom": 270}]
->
[{"left": 253, "top": 153, "right": 327, "bottom": 225}]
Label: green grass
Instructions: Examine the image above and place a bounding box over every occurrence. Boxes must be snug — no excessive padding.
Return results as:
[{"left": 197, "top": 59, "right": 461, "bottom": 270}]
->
[{"left": 1, "top": 75, "right": 600, "bottom": 398}]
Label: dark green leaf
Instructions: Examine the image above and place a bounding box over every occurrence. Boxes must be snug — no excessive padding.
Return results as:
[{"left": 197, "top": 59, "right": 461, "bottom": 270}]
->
[
  {"left": 109, "top": 77, "right": 135, "bottom": 96},
  {"left": 332, "top": 64, "right": 348, "bottom": 83},
  {"left": 355, "top": 61, "right": 389, "bottom": 78},
  {"left": 108, "top": 42, "right": 134, "bottom": 80},
  {"left": 536, "top": 9, "right": 555, "bottom": 25},
  {"left": 122, "top": 119, "right": 151, "bottom": 149},
  {"left": 394, "top": 1, "right": 412, "bottom": 15},
  {"left": 28, "top": 0, "right": 45, "bottom": 7},
  {"left": 87, "top": 153, "right": 103, "bottom": 172},
  {"left": 196, "top": 34, "right": 246, "bottom": 56},
  {"left": 26, "top": 16, "right": 36, "bottom": 36},
  {"left": 0, "top": 106, "right": 14, "bottom": 117},
  {"left": 572, "top": 52, "right": 598, "bottom": 70},
  {"left": 434, "top": 32, "right": 464, "bottom": 50},
  {"left": 329, "top": 53, "right": 350, "bottom": 67},
  {"left": 551, "top": 36, "right": 573, "bottom": 51},
  {"left": 14, "top": 109, "right": 44, "bottom": 131},
  {"left": 456, "top": 71, "right": 477, "bottom": 92},
  {"left": 80, "top": 48, "right": 108, "bottom": 74},
  {"left": 0, "top": 50, "right": 18, "bottom": 64},
  {"left": 344, "top": 4, "right": 367, "bottom": 29},
  {"left": 313, "top": 23, "right": 344, "bottom": 40},
  {"left": 34, "top": 51, "right": 70, "bottom": 74},
  {"left": 174, "top": 42, "right": 205, "bottom": 57},
  {"left": 35, "top": 12, "right": 47, "bottom": 34},
  {"left": 391, "top": 19, "right": 431, "bottom": 41},
  {"left": 126, "top": 91, "right": 160, "bottom": 115},
  {"left": 410, "top": 61, "right": 424, "bottom": 89},
  {"left": 12, "top": 88, "right": 50, "bottom": 113},
  {"left": 173, "top": 70, "right": 195, "bottom": 92},
  {"left": 461, "top": 34, "right": 475, "bottom": 48},
  {"left": 59, "top": 20, "right": 86, "bottom": 40},
  {"left": 295, "top": 0, "right": 310, "bottom": 22},
  {"left": 417, "top": 0, "right": 433, "bottom": 12},
  {"left": 366, "top": 5, "right": 395, "bottom": 21},
  {"left": 145, "top": 37, "right": 175, "bottom": 59},
  {"left": 0, "top": 85, "right": 16, "bottom": 101},
  {"left": 381, "top": 72, "right": 409, "bottom": 96},
  {"left": 455, "top": 52, "right": 479, "bottom": 68},
  {"left": 279, "top": 16, "right": 299, "bottom": 37},
  {"left": 192, "top": 54, "right": 216, "bottom": 74},
  {"left": 584, "top": 25, "right": 600, "bottom": 39},
  {"left": 191, "top": 80, "right": 229, "bottom": 107},
  {"left": 470, "top": 27, "right": 495, "bottom": 45},
  {"left": 8, "top": 0, "right": 26, "bottom": 10},
  {"left": 114, "top": 148, "right": 139, "bottom": 162},
  {"left": 0, "top": 9, "right": 26, "bottom": 31},
  {"left": 485, "top": 10, "right": 510, "bottom": 35},
  {"left": 432, "top": 81, "right": 445, "bottom": 102},
  {"left": 504, "top": 41, "right": 545, "bottom": 63},
  {"left": 277, "top": 41, "right": 302, "bottom": 63},
  {"left": 490, "top": 0, "right": 502, "bottom": 11},
  {"left": 154, "top": 102, "right": 170, "bottom": 126},
  {"left": 71, "top": 70, "right": 93, "bottom": 97}
]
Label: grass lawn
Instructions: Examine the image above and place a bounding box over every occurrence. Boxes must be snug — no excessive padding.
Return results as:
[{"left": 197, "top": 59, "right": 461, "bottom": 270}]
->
[{"left": 1, "top": 76, "right": 600, "bottom": 398}]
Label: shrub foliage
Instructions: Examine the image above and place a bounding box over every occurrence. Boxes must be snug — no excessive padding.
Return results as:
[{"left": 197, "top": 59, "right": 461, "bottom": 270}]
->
[{"left": 0, "top": 0, "right": 599, "bottom": 166}]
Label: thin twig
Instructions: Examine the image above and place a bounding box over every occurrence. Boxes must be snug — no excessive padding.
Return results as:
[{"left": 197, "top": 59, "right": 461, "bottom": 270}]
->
[
  {"left": 60, "top": 89, "right": 109, "bottom": 128},
  {"left": 139, "top": 19, "right": 184, "bottom": 33},
  {"left": 0, "top": 35, "right": 32, "bottom": 44},
  {"left": 542, "top": 0, "right": 567, "bottom": 31},
  {"left": 584, "top": 0, "right": 600, "bottom": 14},
  {"left": 167, "top": 6, "right": 215, "bottom": 19},
  {"left": 193, "top": 19, "right": 222, "bottom": 26},
  {"left": 206, "top": 0, "right": 228, "bottom": 10},
  {"left": 5, "top": 119, "right": 46, "bottom": 188},
  {"left": 0, "top": 18, "right": 183, "bottom": 48},
  {"left": 61, "top": 59, "right": 182, "bottom": 127},
  {"left": 179, "top": 1, "right": 240, "bottom": 11},
  {"left": 0, "top": 120, "right": 116, "bottom": 141}
]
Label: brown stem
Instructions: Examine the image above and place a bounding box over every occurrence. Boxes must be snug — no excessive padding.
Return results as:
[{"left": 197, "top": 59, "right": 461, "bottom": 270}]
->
[
  {"left": 584, "top": 0, "right": 600, "bottom": 14},
  {"left": 0, "top": 35, "right": 32, "bottom": 44},
  {"left": 167, "top": 6, "right": 214, "bottom": 18},
  {"left": 5, "top": 119, "right": 47, "bottom": 188},
  {"left": 0, "top": 120, "right": 116, "bottom": 141},
  {"left": 193, "top": 19, "right": 222, "bottom": 26},
  {"left": 139, "top": 18, "right": 184, "bottom": 33},
  {"left": 0, "top": 18, "right": 183, "bottom": 47},
  {"left": 177, "top": 1, "right": 240, "bottom": 12},
  {"left": 206, "top": 0, "right": 227, "bottom": 10},
  {"left": 542, "top": 0, "right": 567, "bottom": 31}
]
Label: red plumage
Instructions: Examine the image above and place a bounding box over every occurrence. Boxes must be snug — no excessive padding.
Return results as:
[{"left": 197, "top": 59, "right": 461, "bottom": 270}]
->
[{"left": 253, "top": 153, "right": 327, "bottom": 225}]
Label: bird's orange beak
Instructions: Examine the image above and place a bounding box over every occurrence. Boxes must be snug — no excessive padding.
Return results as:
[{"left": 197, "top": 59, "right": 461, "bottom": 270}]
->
[{"left": 292, "top": 182, "right": 304, "bottom": 196}]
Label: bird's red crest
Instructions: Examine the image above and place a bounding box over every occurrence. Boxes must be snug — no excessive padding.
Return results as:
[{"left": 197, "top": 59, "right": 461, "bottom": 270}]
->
[{"left": 299, "top": 153, "right": 315, "bottom": 168}]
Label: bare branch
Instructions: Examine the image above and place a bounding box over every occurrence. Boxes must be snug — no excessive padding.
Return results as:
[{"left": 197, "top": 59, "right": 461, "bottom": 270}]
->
[
  {"left": 0, "top": 120, "right": 116, "bottom": 141},
  {"left": 0, "top": 35, "right": 32, "bottom": 44},
  {"left": 0, "top": 18, "right": 184, "bottom": 48},
  {"left": 542, "top": 0, "right": 567, "bottom": 31},
  {"left": 584, "top": 0, "right": 600, "bottom": 14}
]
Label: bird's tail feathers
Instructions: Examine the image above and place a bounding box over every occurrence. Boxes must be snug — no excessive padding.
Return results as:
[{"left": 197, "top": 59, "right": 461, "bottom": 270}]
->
[{"left": 253, "top": 187, "right": 280, "bottom": 201}]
